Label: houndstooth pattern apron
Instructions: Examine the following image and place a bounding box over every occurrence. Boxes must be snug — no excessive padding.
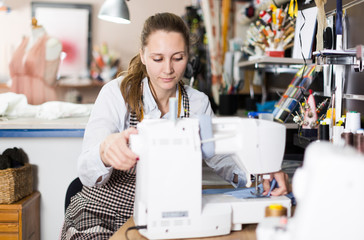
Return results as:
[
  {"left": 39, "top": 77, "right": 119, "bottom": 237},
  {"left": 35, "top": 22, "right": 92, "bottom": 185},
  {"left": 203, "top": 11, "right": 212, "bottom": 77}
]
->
[{"left": 61, "top": 83, "right": 190, "bottom": 240}]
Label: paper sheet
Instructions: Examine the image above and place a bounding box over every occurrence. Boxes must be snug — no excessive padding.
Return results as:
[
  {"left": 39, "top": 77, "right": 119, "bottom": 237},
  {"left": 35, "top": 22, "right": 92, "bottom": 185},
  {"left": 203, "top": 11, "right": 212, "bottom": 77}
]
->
[{"left": 292, "top": 7, "right": 318, "bottom": 59}]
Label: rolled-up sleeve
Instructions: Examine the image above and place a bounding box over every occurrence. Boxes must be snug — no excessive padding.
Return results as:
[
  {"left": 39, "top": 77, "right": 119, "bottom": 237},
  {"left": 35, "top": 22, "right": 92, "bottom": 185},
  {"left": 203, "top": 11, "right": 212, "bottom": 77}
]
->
[
  {"left": 204, "top": 154, "right": 247, "bottom": 188},
  {"left": 78, "top": 79, "right": 128, "bottom": 187},
  {"left": 185, "top": 85, "right": 247, "bottom": 188}
]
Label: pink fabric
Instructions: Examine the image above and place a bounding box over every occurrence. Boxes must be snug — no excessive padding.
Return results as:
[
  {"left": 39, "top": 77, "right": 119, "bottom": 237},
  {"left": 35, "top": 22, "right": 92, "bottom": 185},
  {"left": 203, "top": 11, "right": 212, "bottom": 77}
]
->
[{"left": 9, "top": 35, "right": 59, "bottom": 105}]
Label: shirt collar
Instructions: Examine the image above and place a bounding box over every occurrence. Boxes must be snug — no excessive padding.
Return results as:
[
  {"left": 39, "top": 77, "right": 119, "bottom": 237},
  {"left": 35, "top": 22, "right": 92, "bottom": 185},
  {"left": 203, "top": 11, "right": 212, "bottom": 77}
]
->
[{"left": 141, "top": 77, "right": 179, "bottom": 119}]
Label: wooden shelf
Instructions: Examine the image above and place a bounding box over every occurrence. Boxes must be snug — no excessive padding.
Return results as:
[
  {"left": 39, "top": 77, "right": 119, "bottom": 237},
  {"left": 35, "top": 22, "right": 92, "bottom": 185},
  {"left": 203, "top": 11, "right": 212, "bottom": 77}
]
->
[{"left": 56, "top": 78, "right": 105, "bottom": 88}]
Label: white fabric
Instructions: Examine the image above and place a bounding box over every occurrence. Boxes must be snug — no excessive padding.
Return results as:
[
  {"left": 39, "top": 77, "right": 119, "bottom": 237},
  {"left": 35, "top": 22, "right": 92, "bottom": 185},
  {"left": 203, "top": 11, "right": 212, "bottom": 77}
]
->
[
  {"left": 0, "top": 92, "right": 92, "bottom": 120},
  {"left": 78, "top": 77, "right": 246, "bottom": 188},
  {"left": 35, "top": 101, "right": 93, "bottom": 120}
]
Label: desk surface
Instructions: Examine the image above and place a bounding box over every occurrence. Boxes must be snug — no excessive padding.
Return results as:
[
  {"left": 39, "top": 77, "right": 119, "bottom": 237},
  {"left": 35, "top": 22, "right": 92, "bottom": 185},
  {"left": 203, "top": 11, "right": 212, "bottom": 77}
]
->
[
  {"left": 110, "top": 217, "right": 257, "bottom": 240},
  {"left": 0, "top": 117, "right": 88, "bottom": 129}
]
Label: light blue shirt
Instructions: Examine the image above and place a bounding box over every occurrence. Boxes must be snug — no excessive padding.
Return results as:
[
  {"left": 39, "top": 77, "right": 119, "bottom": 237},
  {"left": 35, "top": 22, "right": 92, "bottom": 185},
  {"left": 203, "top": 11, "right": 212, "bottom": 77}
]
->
[{"left": 78, "top": 77, "right": 246, "bottom": 188}]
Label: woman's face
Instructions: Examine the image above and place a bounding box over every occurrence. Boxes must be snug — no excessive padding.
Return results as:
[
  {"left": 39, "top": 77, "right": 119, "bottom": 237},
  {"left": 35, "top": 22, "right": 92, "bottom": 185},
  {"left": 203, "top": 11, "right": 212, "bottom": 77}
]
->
[{"left": 140, "top": 30, "right": 188, "bottom": 94}]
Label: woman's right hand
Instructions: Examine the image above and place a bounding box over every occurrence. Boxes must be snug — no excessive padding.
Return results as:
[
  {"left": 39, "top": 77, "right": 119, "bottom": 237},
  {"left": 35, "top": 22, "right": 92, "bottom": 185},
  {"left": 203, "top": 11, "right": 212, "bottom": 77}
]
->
[{"left": 100, "top": 127, "right": 139, "bottom": 171}]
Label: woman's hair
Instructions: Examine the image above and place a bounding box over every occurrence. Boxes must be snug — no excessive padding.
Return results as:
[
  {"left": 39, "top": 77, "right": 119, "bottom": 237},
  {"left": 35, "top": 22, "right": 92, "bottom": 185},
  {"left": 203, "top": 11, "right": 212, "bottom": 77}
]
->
[{"left": 120, "top": 12, "right": 190, "bottom": 121}]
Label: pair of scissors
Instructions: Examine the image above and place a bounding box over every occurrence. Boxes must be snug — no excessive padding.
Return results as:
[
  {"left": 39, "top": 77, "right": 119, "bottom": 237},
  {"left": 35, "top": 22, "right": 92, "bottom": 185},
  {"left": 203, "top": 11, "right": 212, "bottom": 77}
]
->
[{"left": 267, "top": 178, "right": 278, "bottom": 197}]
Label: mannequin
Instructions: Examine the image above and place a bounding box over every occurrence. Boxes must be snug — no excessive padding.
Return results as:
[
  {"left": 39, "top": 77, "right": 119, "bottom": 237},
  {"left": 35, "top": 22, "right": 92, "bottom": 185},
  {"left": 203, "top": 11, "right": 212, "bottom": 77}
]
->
[
  {"left": 9, "top": 18, "right": 62, "bottom": 105},
  {"left": 30, "top": 18, "right": 62, "bottom": 63}
]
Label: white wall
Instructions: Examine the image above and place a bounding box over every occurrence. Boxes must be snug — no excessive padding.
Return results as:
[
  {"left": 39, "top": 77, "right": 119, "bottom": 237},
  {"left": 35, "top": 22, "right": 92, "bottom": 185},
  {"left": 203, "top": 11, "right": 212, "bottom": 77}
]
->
[
  {"left": 0, "top": 137, "right": 83, "bottom": 240},
  {"left": 0, "top": 0, "right": 192, "bottom": 79}
]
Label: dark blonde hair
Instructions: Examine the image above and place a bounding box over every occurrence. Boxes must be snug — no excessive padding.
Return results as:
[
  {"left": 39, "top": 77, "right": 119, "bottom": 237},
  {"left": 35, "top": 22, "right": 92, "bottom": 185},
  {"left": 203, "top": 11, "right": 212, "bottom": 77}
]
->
[{"left": 120, "top": 12, "right": 190, "bottom": 121}]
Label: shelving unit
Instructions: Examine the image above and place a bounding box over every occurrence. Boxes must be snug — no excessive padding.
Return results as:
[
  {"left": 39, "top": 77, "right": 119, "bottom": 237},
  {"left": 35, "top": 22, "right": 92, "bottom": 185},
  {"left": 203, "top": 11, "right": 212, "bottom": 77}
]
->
[
  {"left": 56, "top": 78, "right": 105, "bottom": 88},
  {"left": 238, "top": 56, "right": 312, "bottom": 73},
  {"left": 55, "top": 78, "right": 105, "bottom": 103},
  {"left": 313, "top": 49, "right": 357, "bottom": 66},
  {"left": 238, "top": 56, "right": 311, "bottom": 153}
]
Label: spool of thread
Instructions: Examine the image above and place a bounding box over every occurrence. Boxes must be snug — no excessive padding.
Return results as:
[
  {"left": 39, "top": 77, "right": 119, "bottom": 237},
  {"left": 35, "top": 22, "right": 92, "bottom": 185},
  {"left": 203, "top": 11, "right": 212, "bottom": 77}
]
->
[
  {"left": 318, "top": 122, "right": 330, "bottom": 140},
  {"left": 273, "top": 107, "right": 290, "bottom": 123},
  {"left": 359, "top": 135, "right": 364, "bottom": 154},
  {"left": 265, "top": 204, "right": 287, "bottom": 217},
  {"left": 346, "top": 111, "right": 361, "bottom": 133},
  {"left": 323, "top": 118, "right": 333, "bottom": 139},
  {"left": 341, "top": 129, "right": 354, "bottom": 146},
  {"left": 354, "top": 129, "right": 364, "bottom": 153},
  {"left": 332, "top": 125, "right": 344, "bottom": 145}
]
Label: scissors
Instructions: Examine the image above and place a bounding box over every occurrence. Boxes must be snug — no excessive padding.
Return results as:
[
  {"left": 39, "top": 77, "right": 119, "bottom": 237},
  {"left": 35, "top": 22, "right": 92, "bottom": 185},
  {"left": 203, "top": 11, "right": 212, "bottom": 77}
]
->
[{"left": 267, "top": 178, "right": 278, "bottom": 197}]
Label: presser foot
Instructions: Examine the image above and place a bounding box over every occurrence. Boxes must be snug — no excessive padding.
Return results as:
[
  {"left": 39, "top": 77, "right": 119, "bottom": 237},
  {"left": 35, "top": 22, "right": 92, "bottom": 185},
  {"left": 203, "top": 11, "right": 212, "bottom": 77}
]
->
[
  {"left": 250, "top": 189, "right": 263, "bottom": 196},
  {"left": 250, "top": 182, "right": 262, "bottom": 196}
]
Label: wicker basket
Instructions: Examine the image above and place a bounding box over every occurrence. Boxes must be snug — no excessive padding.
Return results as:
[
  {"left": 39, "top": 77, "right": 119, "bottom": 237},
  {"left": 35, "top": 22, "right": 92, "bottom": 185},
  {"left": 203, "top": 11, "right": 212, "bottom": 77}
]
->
[{"left": 0, "top": 163, "right": 33, "bottom": 204}]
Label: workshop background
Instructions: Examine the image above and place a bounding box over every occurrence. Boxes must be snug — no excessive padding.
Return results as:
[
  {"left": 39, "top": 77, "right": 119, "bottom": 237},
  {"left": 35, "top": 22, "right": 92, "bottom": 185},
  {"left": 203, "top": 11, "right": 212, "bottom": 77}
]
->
[{"left": 1, "top": 0, "right": 364, "bottom": 239}]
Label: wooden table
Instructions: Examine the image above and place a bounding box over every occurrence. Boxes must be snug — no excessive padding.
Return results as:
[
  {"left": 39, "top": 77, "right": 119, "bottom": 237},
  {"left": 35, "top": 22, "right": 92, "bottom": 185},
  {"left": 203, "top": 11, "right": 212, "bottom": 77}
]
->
[{"left": 110, "top": 217, "right": 257, "bottom": 240}]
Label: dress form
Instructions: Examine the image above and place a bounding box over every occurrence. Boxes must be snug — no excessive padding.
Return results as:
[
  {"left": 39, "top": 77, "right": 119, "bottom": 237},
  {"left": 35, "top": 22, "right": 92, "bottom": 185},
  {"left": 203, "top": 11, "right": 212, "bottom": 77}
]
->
[
  {"left": 30, "top": 18, "right": 62, "bottom": 62},
  {"left": 8, "top": 18, "right": 62, "bottom": 104}
]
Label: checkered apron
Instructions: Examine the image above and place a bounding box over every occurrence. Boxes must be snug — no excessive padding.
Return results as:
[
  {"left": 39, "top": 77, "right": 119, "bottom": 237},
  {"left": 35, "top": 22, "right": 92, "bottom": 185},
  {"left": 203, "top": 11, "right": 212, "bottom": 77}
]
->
[{"left": 61, "top": 83, "right": 190, "bottom": 239}]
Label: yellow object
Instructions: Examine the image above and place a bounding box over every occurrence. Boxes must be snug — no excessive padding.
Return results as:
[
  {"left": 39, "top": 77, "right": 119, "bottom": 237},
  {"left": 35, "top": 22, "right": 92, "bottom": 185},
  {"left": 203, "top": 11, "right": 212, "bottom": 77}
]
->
[
  {"left": 269, "top": 204, "right": 284, "bottom": 210},
  {"left": 221, "top": 0, "right": 231, "bottom": 62},
  {"left": 271, "top": 4, "right": 277, "bottom": 27},
  {"left": 288, "top": 0, "right": 298, "bottom": 18},
  {"left": 31, "top": 17, "right": 42, "bottom": 29},
  {"left": 326, "top": 108, "right": 336, "bottom": 124},
  {"left": 265, "top": 204, "right": 287, "bottom": 217}
]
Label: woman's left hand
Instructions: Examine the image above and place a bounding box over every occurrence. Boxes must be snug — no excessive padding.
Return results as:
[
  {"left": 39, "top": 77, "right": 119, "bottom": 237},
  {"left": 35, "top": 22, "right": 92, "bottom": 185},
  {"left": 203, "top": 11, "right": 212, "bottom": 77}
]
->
[{"left": 262, "top": 171, "right": 290, "bottom": 196}]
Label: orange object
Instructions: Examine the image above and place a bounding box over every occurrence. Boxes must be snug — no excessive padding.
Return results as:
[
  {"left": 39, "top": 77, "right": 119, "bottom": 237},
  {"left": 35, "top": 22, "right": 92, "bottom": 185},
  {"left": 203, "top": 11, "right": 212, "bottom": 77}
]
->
[{"left": 221, "top": 0, "right": 231, "bottom": 62}]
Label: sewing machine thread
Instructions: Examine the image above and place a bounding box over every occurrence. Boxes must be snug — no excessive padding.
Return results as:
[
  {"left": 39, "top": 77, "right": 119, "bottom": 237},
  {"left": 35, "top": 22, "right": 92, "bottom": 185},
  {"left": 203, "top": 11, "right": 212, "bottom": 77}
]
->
[{"left": 265, "top": 204, "right": 287, "bottom": 217}]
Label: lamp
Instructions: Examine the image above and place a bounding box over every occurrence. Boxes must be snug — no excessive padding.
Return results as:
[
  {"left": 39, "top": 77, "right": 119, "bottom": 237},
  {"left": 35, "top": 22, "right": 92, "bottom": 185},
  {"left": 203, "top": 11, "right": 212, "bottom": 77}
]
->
[{"left": 98, "top": 0, "right": 130, "bottom": 24}]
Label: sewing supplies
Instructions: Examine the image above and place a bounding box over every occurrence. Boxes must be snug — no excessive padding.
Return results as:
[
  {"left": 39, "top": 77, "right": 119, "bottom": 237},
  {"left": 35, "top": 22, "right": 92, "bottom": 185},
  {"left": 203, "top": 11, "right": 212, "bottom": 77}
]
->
[
  {"left": 341, "top": 129, "right": 354, "bottom": 146},
  {"left": 354, "top": 129, "right": 364, "bottom": 154},
  {"left": 242, "top": 3, "right": 296, "bottom": 57},
  {"left": 265, "top": 204, "right": 287, "bottom": 217},
  {"left": 301, "top": 90, "right": 318, "bottom": 129},
  {"left": 332, "top": 125, "right": 344, "bottom": 145},
  {"left": 318, "top": 122, "right": 330, "bottom": 140},
  {"left": 273, "top": 65, "right": 318, "bottom": 123},
  {"left": 345, "top": 111, "right": 361, "bottom": 133},
  {"left": 288, "top": 0, "right": 298, "bottom": 18},
  {"left": 90, "top": 42, "right": 121, "bottom": 82}
]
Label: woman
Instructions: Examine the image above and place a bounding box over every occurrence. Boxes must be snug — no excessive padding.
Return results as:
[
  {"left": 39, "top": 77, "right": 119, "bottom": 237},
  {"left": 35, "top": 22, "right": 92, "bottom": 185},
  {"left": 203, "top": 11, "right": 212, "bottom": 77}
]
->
[{"left": 61, "top": 12, "right": 288, "bottom": 239}]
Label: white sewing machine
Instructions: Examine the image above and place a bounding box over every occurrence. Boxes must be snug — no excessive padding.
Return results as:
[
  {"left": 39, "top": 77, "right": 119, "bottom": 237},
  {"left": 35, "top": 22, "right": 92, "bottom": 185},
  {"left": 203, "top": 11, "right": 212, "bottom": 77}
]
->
[
  {"left": 130, "top": 116, "right": 291, "bottom": 239},
  {"left": 256, "top": 141, "right": 364, "bottom": 240}
]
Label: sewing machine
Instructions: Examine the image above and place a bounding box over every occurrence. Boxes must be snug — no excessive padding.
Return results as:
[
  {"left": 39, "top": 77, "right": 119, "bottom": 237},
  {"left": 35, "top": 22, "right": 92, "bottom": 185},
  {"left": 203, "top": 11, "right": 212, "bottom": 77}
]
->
[
  {"left": 130, "top": 116, "right": 291, "bottom": 239},
  {"left": 256, "top": 141, "right": 364, "bottom": 240}
]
